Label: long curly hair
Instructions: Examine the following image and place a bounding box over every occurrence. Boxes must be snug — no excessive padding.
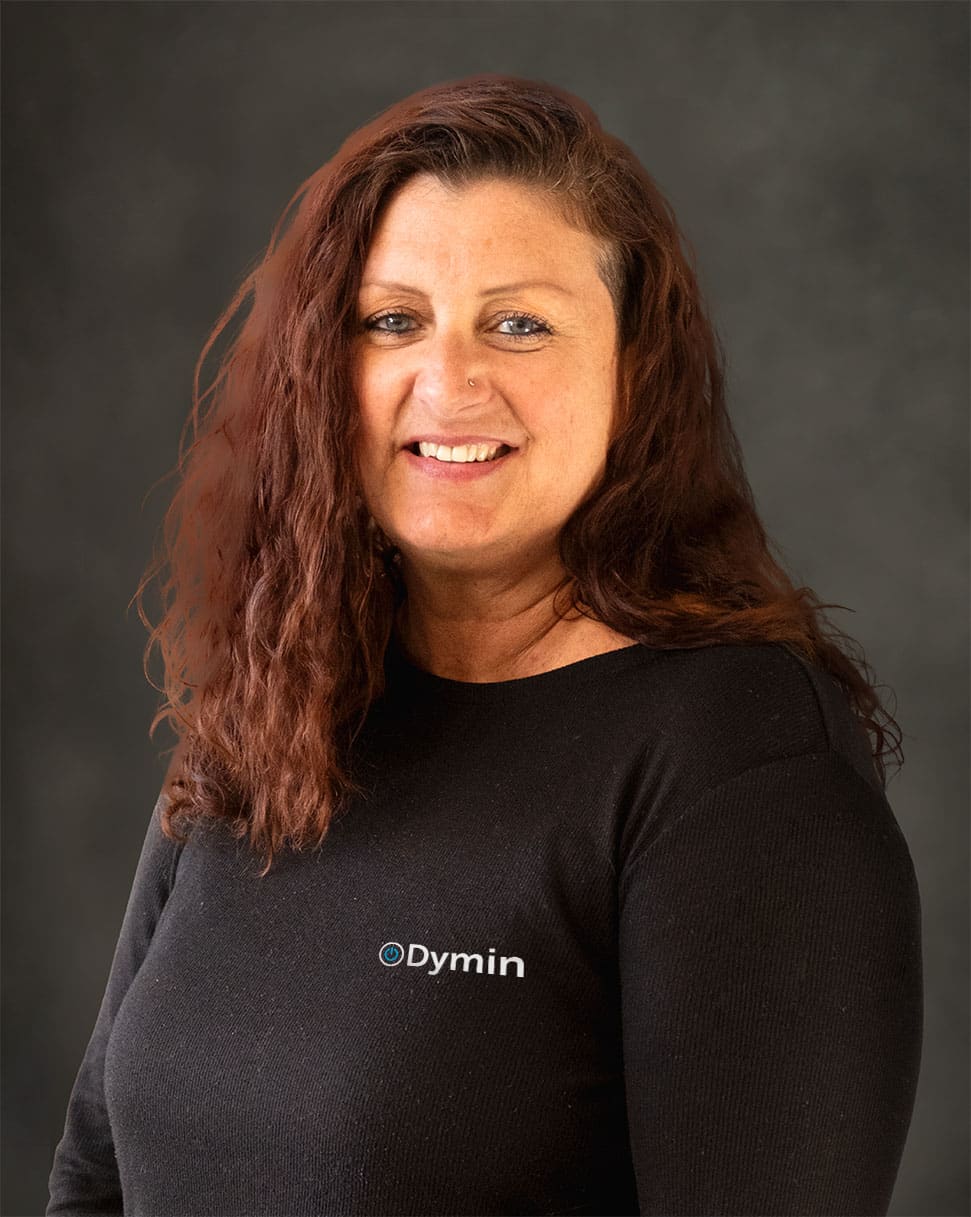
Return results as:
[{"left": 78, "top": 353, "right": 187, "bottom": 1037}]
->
[{"left": 132, "top": 73, "right": 903, "bottom": 876}]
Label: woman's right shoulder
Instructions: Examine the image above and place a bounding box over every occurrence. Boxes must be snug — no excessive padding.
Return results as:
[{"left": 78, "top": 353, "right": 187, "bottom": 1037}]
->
[{"left": 133, "top": 788, "right": 193, "bottom": 908}]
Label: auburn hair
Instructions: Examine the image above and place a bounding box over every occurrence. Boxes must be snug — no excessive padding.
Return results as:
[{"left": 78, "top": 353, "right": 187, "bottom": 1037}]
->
[{"left": 132, "top": 73, "right": 903, "bottom": 875}]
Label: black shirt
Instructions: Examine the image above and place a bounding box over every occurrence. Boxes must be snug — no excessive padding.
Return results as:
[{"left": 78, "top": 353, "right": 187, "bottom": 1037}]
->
[{"left": 47, "top": 639, "right": 923, "bottom": 1216}]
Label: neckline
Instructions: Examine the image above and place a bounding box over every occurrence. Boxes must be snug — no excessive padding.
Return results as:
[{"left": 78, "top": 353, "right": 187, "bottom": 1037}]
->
[{"left": 382, "top": 631, "right": 655, "bottom": 705}]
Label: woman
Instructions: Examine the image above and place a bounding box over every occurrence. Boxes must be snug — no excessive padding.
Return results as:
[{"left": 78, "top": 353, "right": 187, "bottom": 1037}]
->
[{"left": 48, "top": 75, "right": 922, "bottom": 1216}]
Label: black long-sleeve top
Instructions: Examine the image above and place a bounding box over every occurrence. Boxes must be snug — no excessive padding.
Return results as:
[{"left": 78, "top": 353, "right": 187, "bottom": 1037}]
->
[{"left": 47, "top": 638, "right": 923, "bottom": 1216}]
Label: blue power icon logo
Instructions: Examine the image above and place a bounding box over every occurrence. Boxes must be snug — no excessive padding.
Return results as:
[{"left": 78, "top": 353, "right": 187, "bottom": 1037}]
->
[{"left": 379, "top": 941, "right": 404, "bottom": 967}]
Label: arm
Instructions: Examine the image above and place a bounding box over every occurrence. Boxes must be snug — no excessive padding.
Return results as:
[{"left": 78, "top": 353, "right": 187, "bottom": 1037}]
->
[
  {"left": 619, "top": 750, "right": 923, "bottom": 1217},
  {"left": 47, "top": 792, "right": 185, "bottom": 1216}
]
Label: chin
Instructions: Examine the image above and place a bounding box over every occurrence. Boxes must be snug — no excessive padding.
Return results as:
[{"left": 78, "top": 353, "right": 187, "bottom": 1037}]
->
[
  {"left": 393, "top": 531, "right": 509, "bottom": 567},
  {"left": 398, "top": 537, "right": 495, "bottom": 562},
  {"left": 389, "top": 514, "right": 498, "bottom": 552}
]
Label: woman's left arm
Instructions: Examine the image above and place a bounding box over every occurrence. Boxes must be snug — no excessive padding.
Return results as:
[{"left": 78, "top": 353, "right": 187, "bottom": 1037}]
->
[{"left": 618, "top": 749, "right": 923, "bottom": 1217}]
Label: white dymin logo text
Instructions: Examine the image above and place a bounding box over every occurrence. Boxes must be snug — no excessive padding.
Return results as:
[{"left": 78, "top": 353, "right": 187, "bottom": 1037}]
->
[{"left": 378, "top": 940, "right": 525, "bottom": 979}]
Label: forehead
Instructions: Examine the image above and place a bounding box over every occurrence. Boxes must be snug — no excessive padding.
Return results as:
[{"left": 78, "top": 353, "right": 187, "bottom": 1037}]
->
[{"left": 361, "top": 174, "right": 603, "bottom": 286}]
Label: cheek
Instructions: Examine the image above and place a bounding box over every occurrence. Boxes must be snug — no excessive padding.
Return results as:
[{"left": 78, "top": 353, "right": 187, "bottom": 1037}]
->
[
  {"left": 352, "top": 412, "right": 392, "bottom": 507},
  {"left": 548, "top": 388, "right": 611, "bottom": 454},
  {"left": 352, "top": 348, "right": 386, "bottom": 413},
  {"left": 354, "top": 378, "right": 394, "bottom": 457},
  {"left": 539, "top": 391, "right": 612, "bottom": 493}
]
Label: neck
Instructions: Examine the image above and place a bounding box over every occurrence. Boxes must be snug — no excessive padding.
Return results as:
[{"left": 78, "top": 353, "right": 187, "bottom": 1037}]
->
[{"left": 392, "top": 552, "right": 628, "bottom": 683}]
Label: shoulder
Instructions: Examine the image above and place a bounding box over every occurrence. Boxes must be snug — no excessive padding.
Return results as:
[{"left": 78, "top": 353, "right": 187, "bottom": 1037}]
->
[
  {"left": 614, "top": 644, "right": 908, "bottom": 892},
  {"left": 666, "top": 639, "right": 857, "bottom": 748},
  {"left": 133, "top": 788, "right": 190, "bottom": 905},
  {"left": 610, "top": 641, "right": 880, "bottom": 823}
]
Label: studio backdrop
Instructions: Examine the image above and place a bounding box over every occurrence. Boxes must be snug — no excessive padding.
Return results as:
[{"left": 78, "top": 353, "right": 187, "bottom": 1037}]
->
[{"left": 2, "top": 3, "right": 967, "bottom": 1216}]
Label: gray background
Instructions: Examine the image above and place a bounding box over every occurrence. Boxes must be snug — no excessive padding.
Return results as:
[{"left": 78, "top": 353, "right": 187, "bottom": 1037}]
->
[{"left": 3, "top": 2, "right": 968, "bottom": 1214}]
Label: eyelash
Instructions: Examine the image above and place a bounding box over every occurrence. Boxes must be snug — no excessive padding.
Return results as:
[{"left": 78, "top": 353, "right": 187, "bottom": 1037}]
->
[{"left": 361, "top": 309, "right": 554, "bottom": 342}]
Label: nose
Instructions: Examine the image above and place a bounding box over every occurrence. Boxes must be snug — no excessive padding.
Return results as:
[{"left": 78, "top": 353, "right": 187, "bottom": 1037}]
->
[{"left": 412, "top": 331, "right": 489, "bottom": 412}]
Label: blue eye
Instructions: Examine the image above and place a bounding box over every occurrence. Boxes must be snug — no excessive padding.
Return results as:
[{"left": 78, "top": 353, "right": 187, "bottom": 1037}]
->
[
  {"left": 365, "top": 312, "right": 414, "bottom": 334},
  {"left": 496, "top": 313, "right": 551, "bottom": 340},
  {"left": 361, "top": 310, "right": 553, "bottom": 341}
]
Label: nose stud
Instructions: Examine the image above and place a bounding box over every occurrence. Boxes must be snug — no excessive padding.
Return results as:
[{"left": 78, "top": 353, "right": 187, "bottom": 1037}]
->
[{"left": 467, "top": 378, "right": 475, "bottom": 387}]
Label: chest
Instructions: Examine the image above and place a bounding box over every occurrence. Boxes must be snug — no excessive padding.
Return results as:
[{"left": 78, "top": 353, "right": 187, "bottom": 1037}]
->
[{"left": 103, "top": 775, "right": 635, "bottom": 1214}]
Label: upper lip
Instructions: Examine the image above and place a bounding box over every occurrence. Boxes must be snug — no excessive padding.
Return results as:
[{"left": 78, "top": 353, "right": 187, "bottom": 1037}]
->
[{"left": 402, "top": 434, "right": 517, "bottom": 450}]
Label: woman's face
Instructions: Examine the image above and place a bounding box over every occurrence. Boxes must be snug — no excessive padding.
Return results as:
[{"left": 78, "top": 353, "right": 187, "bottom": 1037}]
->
[{"left": 352, "top": 173, "right": 620, "bottom": 579}]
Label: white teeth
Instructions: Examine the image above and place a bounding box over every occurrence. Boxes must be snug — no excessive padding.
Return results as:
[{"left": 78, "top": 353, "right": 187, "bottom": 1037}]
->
[{"left": 417, "top": 441, "right": 505, "bottom": 462}]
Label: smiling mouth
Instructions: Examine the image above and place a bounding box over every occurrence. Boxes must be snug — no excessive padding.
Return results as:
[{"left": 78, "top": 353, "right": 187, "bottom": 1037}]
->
[{"left": 406, "top": 442, "right": 515, "bottom": 462}]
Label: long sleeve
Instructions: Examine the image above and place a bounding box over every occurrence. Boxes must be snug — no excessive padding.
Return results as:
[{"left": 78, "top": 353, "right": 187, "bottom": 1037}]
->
[
  {"left": 618, "top": 749, "right": 923, "bottom": 1217},
  {"left": 47, "top": 793, "right": 184, "bottom": 1216}
]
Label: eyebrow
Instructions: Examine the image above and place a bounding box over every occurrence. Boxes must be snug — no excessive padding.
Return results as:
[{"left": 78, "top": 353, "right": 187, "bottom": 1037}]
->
[{"left": 359, "top": 279, "right": 574, "bottom": 298}]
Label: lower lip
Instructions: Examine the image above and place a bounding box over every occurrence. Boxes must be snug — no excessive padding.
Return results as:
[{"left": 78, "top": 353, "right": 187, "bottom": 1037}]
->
[{"left": 401, "top": 448, "right": 518, "bottom": 480}]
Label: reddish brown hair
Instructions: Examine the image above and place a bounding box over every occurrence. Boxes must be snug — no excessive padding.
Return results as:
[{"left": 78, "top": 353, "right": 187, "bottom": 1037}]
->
[{"left": 133, "top": 73, "right": 903, "bottom": 875}]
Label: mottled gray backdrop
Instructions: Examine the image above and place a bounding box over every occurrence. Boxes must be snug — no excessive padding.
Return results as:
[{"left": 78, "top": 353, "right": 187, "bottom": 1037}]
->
[{"left": 3, "top": 2, "right": 968, "bottom": 1215}]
